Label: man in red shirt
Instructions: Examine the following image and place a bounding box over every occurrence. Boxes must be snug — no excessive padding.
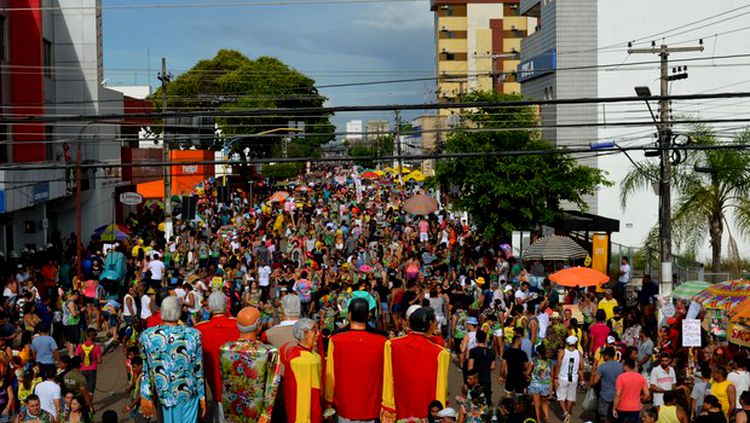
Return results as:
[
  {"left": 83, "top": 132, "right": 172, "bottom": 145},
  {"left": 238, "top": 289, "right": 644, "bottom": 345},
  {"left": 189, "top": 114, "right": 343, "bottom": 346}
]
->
[
  {"left": 382, "top": 307, "right": 449, "bottom": 423},
  {"left": 613, "top": 358, "right": 650, "bottom": 423},
  {"left": 195, "top": 291, "right": 239, "bottom": 422},
  {"left": 325, "top": 298, "right": 386, "bottom": 422}
]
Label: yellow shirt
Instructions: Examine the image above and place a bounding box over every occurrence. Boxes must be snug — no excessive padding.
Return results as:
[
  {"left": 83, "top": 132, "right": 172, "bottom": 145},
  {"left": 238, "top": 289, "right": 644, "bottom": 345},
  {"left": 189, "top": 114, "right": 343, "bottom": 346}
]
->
[
  {"left": 597, "top": 298, "right": 619, "bottom": 320},
  {"left": 657, "top": 405, "right": 679, "bottom": 423},
  {"left": 711, "top": 379, "right": 733, "bottom": 415}
]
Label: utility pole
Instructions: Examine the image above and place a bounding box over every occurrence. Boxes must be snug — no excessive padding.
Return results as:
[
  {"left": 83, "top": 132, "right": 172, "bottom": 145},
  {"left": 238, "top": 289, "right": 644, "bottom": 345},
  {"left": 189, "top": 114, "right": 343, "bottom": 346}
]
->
[
  {"left": 158, "top": 58, "right": 173, "bottom": 242},
  {"left": 395, "top": 110, "right": 403, "bottom": 185},
  {"left": 628, "top": 42, "right": 702, "bottom": 299}
]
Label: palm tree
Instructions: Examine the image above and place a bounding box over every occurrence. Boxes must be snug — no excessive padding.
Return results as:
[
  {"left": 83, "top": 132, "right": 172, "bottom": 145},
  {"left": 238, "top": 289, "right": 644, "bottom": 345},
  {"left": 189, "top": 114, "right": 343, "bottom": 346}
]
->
[{"left": 620, "top": 125, "right": 750, "bottom": 273}]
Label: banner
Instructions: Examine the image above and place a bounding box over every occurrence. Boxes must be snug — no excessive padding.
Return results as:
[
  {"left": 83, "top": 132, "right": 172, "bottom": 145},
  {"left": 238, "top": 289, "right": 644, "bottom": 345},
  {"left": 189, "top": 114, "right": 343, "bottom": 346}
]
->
[
  {"left": 730, "top": 323, "right": 750, "bottom": 348},
  {"left": 592, "top": 233, "right": 609, "bottom": 292},
  {"left": 682, "top": 319, "right": 702, "bottom": 347}
]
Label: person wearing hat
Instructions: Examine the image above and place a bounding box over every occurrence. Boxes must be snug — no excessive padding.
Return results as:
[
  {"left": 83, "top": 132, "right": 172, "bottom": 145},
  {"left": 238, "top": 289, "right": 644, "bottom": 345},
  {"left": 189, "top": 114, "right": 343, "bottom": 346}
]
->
[
  {"left": 437, "top": 407, "right": 457, "bottom": 423},
  {"left": 382, "top": 307, "right": 449, "bottom": 423},
  {"left": 219, "top": 307, "right": 281, "bottom": 423},
  {"left": 195, "top": 291, "right": 239, "bottom": 419},
  {"left": 324, "top": 298, "right": 387, "bottom": 423},
  {"left": 553, "top": 335, "right": 584, "bottom": 423},
  {"left": 459, "top": 316, "right": 479, "bottom": 379}
]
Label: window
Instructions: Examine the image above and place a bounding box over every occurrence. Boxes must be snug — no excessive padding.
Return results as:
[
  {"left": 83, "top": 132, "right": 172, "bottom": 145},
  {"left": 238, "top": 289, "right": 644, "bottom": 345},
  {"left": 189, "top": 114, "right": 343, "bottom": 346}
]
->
[
  {"left": 445, "top": 53, "right": 456, "bottom": 61},
  {"left": 43, "top": 39, "right": 53, "bottom": 78}
]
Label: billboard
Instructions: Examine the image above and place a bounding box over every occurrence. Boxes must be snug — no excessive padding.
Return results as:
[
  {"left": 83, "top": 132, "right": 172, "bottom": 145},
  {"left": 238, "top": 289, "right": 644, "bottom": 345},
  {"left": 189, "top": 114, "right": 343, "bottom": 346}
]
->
[
  {"left": 517, "top": 49, "right": 557, "bottom": 82},
  {"left": 136, "top": 149, "right": 214, "bottom": 199}
]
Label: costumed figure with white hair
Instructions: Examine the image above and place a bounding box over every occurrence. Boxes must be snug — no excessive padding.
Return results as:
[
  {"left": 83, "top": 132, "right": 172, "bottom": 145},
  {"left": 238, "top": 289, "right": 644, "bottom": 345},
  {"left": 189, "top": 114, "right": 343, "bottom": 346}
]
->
[
  {"left": 279, "top": 318, "right": 323, "bottom": 423},
  {"left": 139, "top": 296, "right": 206, "bottom": 422},
  {"left": 219, "top": 306, "right": 281, "bottom": 423}
]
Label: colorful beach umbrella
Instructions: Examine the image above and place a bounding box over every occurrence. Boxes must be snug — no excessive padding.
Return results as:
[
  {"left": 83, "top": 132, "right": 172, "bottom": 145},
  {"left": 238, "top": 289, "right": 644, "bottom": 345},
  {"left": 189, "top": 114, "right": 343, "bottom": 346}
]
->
[
  {"left": 361, "top": 171, "right": 380, "bottom": 180},
  {"left": 268, "top": 191, "right": 291, "bottom": 203},
  {"left": 403, "top": 194, "right": 438, "bottom": 215},
  {"left": 549, "top": 266, "right": 609, "bottom": 288},
  {"left": 693, "top": 279, "right": 750, "bottom": 310},
  {"left": 672, "top": 280, "right": 712, "bottom": 301}
]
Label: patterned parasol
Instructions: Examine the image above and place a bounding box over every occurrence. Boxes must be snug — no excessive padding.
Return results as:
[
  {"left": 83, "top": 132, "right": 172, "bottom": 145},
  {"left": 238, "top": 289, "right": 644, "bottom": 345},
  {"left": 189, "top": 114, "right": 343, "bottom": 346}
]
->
[
  {"left": 672, "top": 280, "right": 712, "bottom": 300},
  {"left": 693, "top": 279, "right": 750, "bottom": 310},
  {"left": 268, "top": 191, "right": 291, "bottom": 203},
  {"left": 403, "top": 194, "right": 439, "bottom": 215},
  {"left": 523, "top": 235, "right": 588, "bottom": 261}
]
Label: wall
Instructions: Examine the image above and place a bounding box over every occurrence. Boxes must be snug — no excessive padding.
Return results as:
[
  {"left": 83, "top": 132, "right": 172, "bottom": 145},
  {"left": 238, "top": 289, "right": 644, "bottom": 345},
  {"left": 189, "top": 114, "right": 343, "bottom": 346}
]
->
[{"left": 9, "top": 0, "right": 46, "bottom": 162}]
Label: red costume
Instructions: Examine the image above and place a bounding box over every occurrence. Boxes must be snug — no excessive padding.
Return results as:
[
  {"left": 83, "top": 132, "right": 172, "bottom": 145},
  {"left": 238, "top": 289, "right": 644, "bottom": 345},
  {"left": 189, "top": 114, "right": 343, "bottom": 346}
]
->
[
  {"left": 381, "top": 334, "right": 450, "bottom": 421},
  {"left": 280, "top": 344, "right": 323, "bottom": 423},
  {"left": 195, "top": 314, "right": 239, "bottom": 402},
  {"left": 325, "top": 328, "right": 386, "bottom": 420}
]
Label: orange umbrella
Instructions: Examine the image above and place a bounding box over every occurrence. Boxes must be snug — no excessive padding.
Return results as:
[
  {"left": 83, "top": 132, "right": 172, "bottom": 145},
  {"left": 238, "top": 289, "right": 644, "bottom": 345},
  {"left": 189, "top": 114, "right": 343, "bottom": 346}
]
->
[
  {"left": 268, "top": 191, "right": 290, "bottom": 202},
  {"left": 361, "top": 171, "right": 379, "bottom": 179},
  {"left": 549, "top": 266, "right": 609, "bottom": 288}
]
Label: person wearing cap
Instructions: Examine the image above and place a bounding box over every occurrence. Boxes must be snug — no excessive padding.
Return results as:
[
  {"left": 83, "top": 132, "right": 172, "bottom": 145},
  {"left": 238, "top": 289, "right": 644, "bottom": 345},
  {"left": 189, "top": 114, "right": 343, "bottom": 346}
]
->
[
  {"left": 219, "top": 307, "right": 281, "bottom": 423},
  {"left": 381, "top": 307, "right": 449, "bottom": 423},
  {"left": 262, "top": 295, "right": 302, "bottom": 349},
  {"left": 553, "top": 335, "right": 584, "bottom": 423},
  {"left": 592, "top": 346, "right": 623, "bottom": 423},
  {"left": 195, "top": 291, "right": 239, "bottom": 420},
  {"left": 437, "top": 407, "right": 457, "bottom": 423},
  {"left": 459, "top": 316, "right": 479, "bottom": 377},
  {"left": 594, "top": 335, "right": 623, "bottom": 370},
  {"left": 325, "top": 298, "right": 387, "bottom": 423},
  {"left": 279, "top": 318, "right": 323, "bottom": 423},
  {"left": 140, "top": 297, "right": 206, "bottom": 422}
]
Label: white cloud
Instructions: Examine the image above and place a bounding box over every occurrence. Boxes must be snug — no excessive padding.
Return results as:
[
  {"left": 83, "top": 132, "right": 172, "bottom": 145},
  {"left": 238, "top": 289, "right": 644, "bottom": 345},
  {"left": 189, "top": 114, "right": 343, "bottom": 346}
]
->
[{"left": 352, "top": 1, "right": 432, "bottom": 32}]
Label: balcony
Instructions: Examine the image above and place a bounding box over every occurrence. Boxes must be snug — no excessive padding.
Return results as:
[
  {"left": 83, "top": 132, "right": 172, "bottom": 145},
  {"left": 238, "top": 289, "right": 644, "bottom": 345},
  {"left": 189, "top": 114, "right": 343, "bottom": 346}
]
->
[{"left": 520, "top": 0, "right": 540, "bottom": 17}]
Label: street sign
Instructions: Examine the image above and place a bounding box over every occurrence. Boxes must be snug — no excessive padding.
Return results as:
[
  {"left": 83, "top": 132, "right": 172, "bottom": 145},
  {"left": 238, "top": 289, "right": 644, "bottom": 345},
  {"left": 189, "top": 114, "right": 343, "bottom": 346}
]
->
[{"left": 119, "top": 192, "right": 143, "bottom": 205}]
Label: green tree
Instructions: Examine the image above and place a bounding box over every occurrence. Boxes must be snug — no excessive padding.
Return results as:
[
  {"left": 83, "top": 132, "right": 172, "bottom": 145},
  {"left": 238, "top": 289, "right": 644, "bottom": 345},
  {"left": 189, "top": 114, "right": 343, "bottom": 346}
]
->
[
  {"left": 621, "top": 125, "right": 750, "bottom": 273},
  {"left": 151, "top": 49, "right": 334, "bottom": 159},
  {"left": 434, "top": 91, "right": 609, "bottom": 240}
]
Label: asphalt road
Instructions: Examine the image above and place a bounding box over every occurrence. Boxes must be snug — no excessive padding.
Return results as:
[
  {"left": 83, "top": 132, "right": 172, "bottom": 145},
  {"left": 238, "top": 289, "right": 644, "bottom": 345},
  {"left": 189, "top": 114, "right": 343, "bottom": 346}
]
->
[{"left": 92, "top": 347, "right": 591, "bottom": 423}]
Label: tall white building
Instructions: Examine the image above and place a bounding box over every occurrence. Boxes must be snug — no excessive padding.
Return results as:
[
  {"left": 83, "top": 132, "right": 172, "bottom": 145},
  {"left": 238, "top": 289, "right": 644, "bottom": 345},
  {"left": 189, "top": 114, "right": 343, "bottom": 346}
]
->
[
  {"left": 0, "top": 0, "right": 125, "bottom": 252},
  {"left": 519, "top": 0, "right": 599, "bottom": 213}
]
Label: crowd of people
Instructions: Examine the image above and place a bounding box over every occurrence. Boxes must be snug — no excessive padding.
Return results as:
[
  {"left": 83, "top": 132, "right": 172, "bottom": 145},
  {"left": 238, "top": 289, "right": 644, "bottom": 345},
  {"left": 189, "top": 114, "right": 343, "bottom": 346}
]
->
[{"left": 0, "top": 166, "right": 747, "bottom": 423}]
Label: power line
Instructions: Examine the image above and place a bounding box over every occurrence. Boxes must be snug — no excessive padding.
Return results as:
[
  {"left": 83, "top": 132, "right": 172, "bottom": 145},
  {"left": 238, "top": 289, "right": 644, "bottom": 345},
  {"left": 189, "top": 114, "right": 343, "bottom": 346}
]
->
[
  {"left": 0, "top": 0, "right": 421, "bottom": 12},
  {"left": 2, "top": 142, "right": 749, "bottom": 172},
  {"left": 3, "top": 90, "right": 750, "bottom": 124}
]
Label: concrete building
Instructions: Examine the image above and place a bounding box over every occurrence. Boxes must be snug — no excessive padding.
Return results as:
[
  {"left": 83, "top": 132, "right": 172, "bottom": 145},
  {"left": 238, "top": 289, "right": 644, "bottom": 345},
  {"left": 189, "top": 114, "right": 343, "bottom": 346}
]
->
[
  {"left": 0, "top": 0, "right": 126, "bottom": 253},
  {"left": 345, "top": 120, "right": 363, "bottom": 144},
  {"left": 365, "top": 120, "right": 389, "bottom": 141},
  {"left": 431, "top": 0, "right": 535, "bottom": 111},
  {"left": 518, "top": 0, "right": 598, "bottom": 212}
]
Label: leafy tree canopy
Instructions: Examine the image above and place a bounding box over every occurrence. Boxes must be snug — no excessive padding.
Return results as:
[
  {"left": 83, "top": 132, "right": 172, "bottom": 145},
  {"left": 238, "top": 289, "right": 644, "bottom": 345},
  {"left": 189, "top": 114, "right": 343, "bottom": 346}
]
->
[
  {"left": 151, "top": 49, "right": 334, "bottom": 157},
  {"left": 434, "top": 91, "right": 610, "bottom": 240}
]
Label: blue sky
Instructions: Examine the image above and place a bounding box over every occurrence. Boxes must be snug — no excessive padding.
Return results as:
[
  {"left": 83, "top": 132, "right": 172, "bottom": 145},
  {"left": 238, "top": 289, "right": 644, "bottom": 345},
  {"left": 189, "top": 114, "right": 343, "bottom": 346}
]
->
[{"left": 102, "top": 0, "right": 436, "bottom": 128}]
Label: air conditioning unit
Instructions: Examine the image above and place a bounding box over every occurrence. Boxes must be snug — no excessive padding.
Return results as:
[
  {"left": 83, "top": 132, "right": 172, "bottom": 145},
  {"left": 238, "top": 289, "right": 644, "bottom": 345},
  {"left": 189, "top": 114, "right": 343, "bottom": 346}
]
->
[
  {"left": 441, "top": 26, "right": 448, "bottom": 31},
  {"left": 442, "top": 48, "right": 448, "bottom": 53},
  {"left": 511, "top": 25, "right": 517, "bottom": 30},
  {"left": 510, "top": 3, "right": 518, "bottom": 8},
  {"left": 440, "top": 4, "right": 449, "bottom": 9}
]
